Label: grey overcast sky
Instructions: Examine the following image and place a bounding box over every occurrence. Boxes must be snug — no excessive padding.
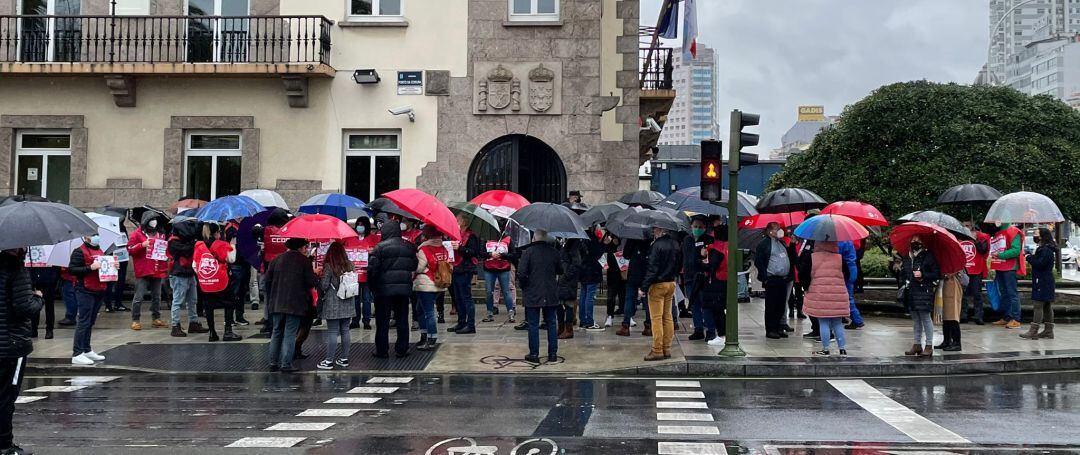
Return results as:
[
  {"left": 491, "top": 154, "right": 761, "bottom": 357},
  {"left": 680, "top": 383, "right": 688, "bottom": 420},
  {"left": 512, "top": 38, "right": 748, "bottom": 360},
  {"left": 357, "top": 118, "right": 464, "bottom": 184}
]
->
[{"left": 640, "top": 0, "right": 988, "bottom": 153}]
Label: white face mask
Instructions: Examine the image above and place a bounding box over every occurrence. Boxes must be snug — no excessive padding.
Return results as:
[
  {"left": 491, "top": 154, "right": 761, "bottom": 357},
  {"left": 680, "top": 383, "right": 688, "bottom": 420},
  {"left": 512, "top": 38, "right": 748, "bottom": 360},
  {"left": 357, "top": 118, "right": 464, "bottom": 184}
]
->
[
  {"left": 775, "top": 230, "right": 785, "bottom": 239},
  {"left": 357, "top": 226, "right": 366, "bottom": 235},
  {"left": 400, "top": 223, "right": 408, "bottom": 231},
  {"left": 149, "top": 219, "right": 158, "bottom": 229}
]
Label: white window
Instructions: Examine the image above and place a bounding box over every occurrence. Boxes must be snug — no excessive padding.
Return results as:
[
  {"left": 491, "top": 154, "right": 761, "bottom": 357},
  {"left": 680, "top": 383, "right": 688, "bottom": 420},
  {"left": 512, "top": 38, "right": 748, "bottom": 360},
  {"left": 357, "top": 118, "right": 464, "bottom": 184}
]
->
[
  {"left": 509, "top": 0, "right": 559, "bottom": 21},
  {"left": 344, "top": 131, "right": 401, "bottom": 202},
  {"left": 349, "top": 0, "right": 403, "bottom": 19},
  {"left": 14, "top": 130, "right": 71, "bottom": 203},
  {"left": 185, "top": 132, "right": 242, "bottom": 201}
]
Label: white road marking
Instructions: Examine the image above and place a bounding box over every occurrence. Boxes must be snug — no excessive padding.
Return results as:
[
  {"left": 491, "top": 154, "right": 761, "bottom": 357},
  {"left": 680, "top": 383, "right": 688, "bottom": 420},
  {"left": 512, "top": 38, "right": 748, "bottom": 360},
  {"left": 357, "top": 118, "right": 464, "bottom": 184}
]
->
[
  {"left": 25, "top": 385, "right": 86, "bottom": 393},
  {"left": 657, "top": 425, "right": 720, "bottom": 435},
  {"left": 829, "top": 380, "right": 970, "bottom": 443},
  {"left": 656, "top": 401, "right": 709, "bottom": 409},
  {"left": 324, "top": 397, "right": 381, "bottom": 404},
  {"left": 366, "top": 376, "right": 413, "bottom": 384},
  {"left": 658, "top": 442, "right": 727, "bottom": 455},
  {"left": 65, "top": 376, "right": 119, "bottom": 385},
  {"left": 655, "top": 380, "right": 701, "bottom": 388},
  {"left": 347, "top": 386, "right": 399, "bottom": 394},
  {"left": 656, "top": 390, "right": 705, "bottom": 399},
  {"left": 296, "top": 409, "right": 362, "bottom": 417},
  {"left": 225, "top": 437, "right": 306, "bottom": 448},
  {"left": 265, "top": 422, "right": 336, "bottom": 431},
  {"left": 657, "top": 412, "right": 714, "bottom": 422},
  {"left": 15, "top": 396, "right": 46, "bottom": 404}
]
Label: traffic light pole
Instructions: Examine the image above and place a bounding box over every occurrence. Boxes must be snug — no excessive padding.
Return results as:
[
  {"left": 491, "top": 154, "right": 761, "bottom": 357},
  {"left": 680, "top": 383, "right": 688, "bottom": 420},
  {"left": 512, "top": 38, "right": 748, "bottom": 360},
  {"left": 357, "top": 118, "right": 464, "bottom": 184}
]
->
[{"left": 719, "top": 112, "right": 748, "bottom": 357}]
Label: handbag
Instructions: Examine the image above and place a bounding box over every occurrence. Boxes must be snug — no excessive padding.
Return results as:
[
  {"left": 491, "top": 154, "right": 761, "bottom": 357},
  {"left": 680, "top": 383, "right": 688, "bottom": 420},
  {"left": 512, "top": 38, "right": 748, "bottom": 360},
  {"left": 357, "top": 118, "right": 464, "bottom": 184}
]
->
[
  {"left": 986, "top": 279, "right": 1001, "bottom": 312},
  {"left": 896, "top": 281, "right": 909, "bottom": 303},
  {"left": 336, "top": 271, "right": 360, "bottom": 300}
]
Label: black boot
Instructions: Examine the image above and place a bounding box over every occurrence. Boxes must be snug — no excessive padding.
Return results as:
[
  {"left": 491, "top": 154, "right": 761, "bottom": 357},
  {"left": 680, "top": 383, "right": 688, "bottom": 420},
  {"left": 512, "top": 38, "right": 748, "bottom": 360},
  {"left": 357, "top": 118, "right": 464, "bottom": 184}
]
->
[
  {"left": 208, "top": 329, "right": 220, "bottom": 342},
  {"left": 222, "top": 325, "right": 242, "bottom": 342}
]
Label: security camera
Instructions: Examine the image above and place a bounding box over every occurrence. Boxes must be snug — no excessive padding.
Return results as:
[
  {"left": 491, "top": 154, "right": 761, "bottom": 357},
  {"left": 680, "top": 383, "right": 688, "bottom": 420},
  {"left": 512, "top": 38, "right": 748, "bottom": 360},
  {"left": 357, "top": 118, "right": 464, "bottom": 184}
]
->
[
  {"left": 642, "top": 117, "right": 662, "bottom": 133},
  {"left": 389, "top": 106, "right": 415, "bottom": 122}
]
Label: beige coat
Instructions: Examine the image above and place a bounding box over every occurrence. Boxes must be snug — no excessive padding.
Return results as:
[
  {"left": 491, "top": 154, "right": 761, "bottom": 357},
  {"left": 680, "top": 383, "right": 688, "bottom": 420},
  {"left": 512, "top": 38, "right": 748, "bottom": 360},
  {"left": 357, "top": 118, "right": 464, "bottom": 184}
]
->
[{"left": 940, "top": 273, "right": 963, "bottom": 322}]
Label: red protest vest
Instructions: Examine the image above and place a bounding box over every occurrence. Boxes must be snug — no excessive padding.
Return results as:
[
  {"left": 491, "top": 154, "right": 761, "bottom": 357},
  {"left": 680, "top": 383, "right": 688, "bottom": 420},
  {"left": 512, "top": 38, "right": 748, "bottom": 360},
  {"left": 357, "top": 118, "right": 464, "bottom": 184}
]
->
[
  {"left": 960, "top": 231, "right": 991, "bottom": 277},
  {"left": 78, "top": 244, "right": 108, "bottom": 292},
  {"left": 402, "top": 229, "right": 422, "bottom": 245},
  {"left": 706, "top": 240, "right": 729, "bottom": 281},
  {"left": 990, "top": 226, "right": 1026, "bottom": 275},
  {"left": 262, "top": 226, "right": 289, "bottom": 266},
  {"left": 343, "top": 233, "right": 380, "bottom": 282},
  {"left": 483, "top": 237, "right": 511, "bottom": 271},
  {"left": 194, "top": 240, "right": 231, "bottom": 293},
  {"left": 451, "top": 231, "right": 474, "bottom": 267},
  {"left": 420, "top": 244, "right": 449, "bottom": 281}
]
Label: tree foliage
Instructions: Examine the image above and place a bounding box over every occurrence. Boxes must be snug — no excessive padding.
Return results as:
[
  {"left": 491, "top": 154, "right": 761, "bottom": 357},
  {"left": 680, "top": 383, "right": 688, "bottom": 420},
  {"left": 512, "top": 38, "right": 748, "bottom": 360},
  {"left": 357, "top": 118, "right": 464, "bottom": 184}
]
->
[{"left": 768, "top": 81, "right": 1080, "bottom": 222}]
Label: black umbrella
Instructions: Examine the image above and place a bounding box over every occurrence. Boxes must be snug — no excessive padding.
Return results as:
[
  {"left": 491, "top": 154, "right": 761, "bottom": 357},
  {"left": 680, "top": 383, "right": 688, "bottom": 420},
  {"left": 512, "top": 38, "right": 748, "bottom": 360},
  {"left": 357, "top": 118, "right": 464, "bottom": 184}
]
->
[
  {"left": 129, "top": 205, "right": 170, "bottom": 225},
  {"left": 937, "top": 183, "right": 1003, "bottom": 205},
  {"left": 756, "top": 188, "right": 828, "bottom": 214},
  {"left": 898, "top": 211, "right": 973, "bottom": 240},
  {"left": 631, "top": 208, "right": 690, "bottom": 233},
  {"left": 97, "top": 205, "right": 129, "bottom": 220},
  {"left": 0, "top": 201, "right": 99, "bottom": 250},
  {"left": 618, "top": 190, "right": 665, "bottom": 208},
  {"left": 604, "top": 206, "right": 650, "bottom": 240},
  {"left": 369, "top": 197, "right": 418, "bottom": 220},
  {"left": 0, "top": 194, "right": 49, "bottom": 206},
  {"left": 659, "top": 186, "right": 760, "bottom": 218},
  {"left": 738, "top": 228, "right": 768, "bottom": 250},
  {"left": 509, "top": 203, "right": 588, "bottom": 239},
  {"left": 580, "top": 202, "right": 627, "bottom": 226}
]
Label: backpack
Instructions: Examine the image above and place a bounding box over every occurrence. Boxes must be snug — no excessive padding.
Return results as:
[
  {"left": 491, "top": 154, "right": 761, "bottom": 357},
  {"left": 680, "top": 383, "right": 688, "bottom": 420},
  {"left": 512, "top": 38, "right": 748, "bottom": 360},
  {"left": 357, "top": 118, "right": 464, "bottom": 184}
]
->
[
  {"left": 433, "top": 259, "right": 454, "bottom": 289},
  {"left": 194, "top": 241, "right": 229, "bottom": 293},
  {"left": 336, "top": 271, "right": 360, "bottom": 300}
]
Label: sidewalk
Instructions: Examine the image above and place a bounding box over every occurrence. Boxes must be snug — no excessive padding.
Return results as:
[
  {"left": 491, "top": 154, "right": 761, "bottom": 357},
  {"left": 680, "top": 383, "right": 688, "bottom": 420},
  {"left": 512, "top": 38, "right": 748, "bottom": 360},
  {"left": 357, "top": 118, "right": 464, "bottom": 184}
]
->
[{"left": 27, "top": 298, "right": 1080, "bottom": 377}]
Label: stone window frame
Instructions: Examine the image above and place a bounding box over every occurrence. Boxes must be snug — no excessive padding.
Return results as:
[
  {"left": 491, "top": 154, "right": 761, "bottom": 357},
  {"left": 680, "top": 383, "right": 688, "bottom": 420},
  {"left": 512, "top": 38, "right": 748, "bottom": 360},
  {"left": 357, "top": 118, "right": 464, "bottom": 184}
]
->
[
  {"left": 0, "top": 115, "right": 87, "bottom": 197},
  {"left": 506, "top": 0, "right": 561, "bottom": 23},
  {"left": 163, "top": 116, "right": 259, "bottom": 194}
]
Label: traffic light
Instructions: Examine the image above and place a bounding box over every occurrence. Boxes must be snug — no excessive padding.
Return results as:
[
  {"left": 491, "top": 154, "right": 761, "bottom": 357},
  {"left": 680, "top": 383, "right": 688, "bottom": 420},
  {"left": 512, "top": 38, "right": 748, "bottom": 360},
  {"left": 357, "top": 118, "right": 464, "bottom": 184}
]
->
[
  {"left": 700, "top": 139, "right": 722, "bottom": 201},
  {"left": 728, "top": 110, "right": 760, "bottom": 171}
]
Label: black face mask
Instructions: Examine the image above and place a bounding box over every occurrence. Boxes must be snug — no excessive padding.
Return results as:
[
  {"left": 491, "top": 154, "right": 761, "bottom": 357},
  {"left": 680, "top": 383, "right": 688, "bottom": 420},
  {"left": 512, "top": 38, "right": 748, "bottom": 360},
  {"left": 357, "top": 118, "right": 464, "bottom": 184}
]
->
[
  {"left": 910, "top": 242, "right": 923, "bottom": 252},
  {"left": 1033, "top": 237, "right": 1041, "bottom": 244}
]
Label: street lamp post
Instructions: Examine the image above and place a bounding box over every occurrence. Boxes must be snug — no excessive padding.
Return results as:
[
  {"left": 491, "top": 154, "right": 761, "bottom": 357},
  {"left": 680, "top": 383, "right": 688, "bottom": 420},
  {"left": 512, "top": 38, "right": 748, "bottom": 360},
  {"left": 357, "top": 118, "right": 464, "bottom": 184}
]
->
[{"left": 986, "top": 0, "right": 1039, "bottom": 85}]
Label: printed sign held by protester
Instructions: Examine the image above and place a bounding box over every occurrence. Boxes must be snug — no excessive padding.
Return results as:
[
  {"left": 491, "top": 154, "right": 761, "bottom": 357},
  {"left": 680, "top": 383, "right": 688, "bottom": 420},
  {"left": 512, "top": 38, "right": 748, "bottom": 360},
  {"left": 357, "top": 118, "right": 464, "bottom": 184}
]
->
[
  {"left": 149, "top": 238, "right": 169, "bottom": 261},
  {"left": 97, "top": 255, "right": 119, "bottom": 282}
]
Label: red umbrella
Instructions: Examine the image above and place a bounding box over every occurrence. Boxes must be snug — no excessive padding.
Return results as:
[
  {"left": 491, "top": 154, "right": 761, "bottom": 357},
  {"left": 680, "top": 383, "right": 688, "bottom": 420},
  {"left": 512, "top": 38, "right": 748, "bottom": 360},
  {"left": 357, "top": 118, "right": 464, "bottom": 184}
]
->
[
  {"left": 280, "top": 214, "right": 358, "bottom": 242},
  {"left": 470, "top": 190, "right": 530, "bottom": 218},
  {"left": 382, "top": 189, "right": 462, "bottom": 241},
  {"left": 821, "top": 201, "right": 888, "bottom": 227},
  {"left": 890, "top": 221, "right": 965, "bottom": 274},
  {"left": 740, "top": 212, "right": 806, "bottom": 230},
  {"left": 170, "top": 198, "right": 207, "bottom": 215}
]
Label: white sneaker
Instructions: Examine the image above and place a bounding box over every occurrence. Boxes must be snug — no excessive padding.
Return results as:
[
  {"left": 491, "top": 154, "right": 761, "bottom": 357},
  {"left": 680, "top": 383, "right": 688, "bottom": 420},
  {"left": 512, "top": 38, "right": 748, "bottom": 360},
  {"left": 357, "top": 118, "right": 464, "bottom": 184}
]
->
[
  {"left": 71, "top": 354, "right": 94, "bottom": 366},
  {"left": 604, "top": 316, "right": 613, "bottom": 328},
  {"left": 630, "top": 318, "right": 637, "bottom": 327},
  {"left": 84, "top": 351, "right": 105, "bottom": 361},
  {"left": 707, "top": 336, "right": 726, "bottom": 346}
]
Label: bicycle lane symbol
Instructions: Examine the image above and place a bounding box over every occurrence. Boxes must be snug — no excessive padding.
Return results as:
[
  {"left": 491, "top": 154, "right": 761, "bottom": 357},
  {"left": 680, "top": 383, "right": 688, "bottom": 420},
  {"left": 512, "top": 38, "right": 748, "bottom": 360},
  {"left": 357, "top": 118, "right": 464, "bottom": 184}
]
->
[{"left": 425, "top": 437, "right": 560, "bottom": 455}]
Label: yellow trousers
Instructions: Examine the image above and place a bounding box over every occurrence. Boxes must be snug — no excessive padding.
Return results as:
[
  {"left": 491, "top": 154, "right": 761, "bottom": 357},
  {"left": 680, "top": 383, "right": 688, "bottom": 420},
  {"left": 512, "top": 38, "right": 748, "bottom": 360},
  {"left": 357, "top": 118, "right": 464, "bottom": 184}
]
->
[{"left": 647, "top": 281, "right": 676, "bottom": 354}]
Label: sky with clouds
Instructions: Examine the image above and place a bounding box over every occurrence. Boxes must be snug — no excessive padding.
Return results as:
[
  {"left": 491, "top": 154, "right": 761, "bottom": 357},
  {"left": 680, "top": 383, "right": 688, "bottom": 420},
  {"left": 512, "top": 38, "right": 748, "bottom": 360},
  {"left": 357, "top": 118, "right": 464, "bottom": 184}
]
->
[{"left": 640, "top": 0, "right": 989, "bottom": 154}]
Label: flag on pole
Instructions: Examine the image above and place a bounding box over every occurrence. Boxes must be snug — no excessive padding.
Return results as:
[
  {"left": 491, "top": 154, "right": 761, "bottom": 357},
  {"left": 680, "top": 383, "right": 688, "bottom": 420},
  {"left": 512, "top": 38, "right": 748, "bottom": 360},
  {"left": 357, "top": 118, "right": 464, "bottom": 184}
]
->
[
  {"left": 683, "top": 0, "right": 698, "bottom": 60},
  {"left": 657, "top": 0, "right": 679, "bottom": 39}
]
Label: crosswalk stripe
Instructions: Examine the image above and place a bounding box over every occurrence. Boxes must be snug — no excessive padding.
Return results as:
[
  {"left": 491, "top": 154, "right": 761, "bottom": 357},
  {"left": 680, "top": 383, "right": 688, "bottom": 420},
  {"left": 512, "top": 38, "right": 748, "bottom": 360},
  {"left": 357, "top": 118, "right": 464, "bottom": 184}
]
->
[
  {"left": 25, "top": 386, "right": 86, "bottom": 393},
  {"left": 657, "top": 425, "right": 720, "bottom": 435},
  {"left": 829, "top": 379, "right": 970, "bottom": 443},
  {"left": 658, "top": 442, "right": 727, "bottom": 455},
  {"left": 656, "top": 401, "right": 709, "bottom": 409},
  {"left": 15, "top": 396, "right": 46, "bottom": 404},
  {"left": 65, "top": 376, "right": 119, "bottom": 385},
  {"left": 657, "top": 412, "right": 714, "bottom": 422},
  {"left": 265, "top": 422, "right": 335, "bottom": 431},
  {"left": 325, "top": 397, "right": 381, "bottom": 404},
  {"left": 655, "top": 390, "right": 705, "bottom": 399},
  {"left": 655, "top": 380, "right": 701, "bottom": 388},
  {"left": 347, "top": 386, "right": 399, "bottom": 394},
  {"left": 366, "top": 377, "right": 414, "bottom": 384},
  {"left": 226, "top": 437, "right": 306, "bottom": 448},
  {"left": 296, "top": 409, "right": 362, "bottom": 417}
]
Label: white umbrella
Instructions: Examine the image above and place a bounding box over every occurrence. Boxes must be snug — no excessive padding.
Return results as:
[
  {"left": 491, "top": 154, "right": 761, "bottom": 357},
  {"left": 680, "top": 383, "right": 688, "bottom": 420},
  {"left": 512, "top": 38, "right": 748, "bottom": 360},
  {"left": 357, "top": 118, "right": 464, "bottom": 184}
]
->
[
  {"left": 240, "top": 189, "right": 289, "bottom": 210},
  {"left": 44, "top": 212, "right": 123, "bottom": 266},
  {"left": 984, "top": 191, "right": 1065, "bottom": 224}
]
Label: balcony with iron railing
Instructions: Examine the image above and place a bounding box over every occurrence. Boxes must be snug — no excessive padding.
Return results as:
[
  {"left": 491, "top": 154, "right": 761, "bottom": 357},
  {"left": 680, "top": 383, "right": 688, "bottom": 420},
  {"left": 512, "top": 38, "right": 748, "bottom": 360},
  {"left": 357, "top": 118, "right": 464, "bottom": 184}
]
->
[{"left": 0, "top": 15, "right": 334, "bottom": 77}]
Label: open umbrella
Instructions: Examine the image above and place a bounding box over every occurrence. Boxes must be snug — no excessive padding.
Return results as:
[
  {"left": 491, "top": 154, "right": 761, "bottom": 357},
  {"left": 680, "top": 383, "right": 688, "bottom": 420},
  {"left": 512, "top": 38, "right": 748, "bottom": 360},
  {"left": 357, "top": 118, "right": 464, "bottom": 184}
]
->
[
  {"left": 740, "top": 212, "right": 806, "bottom": 230},
  {"left": 756, "top": 188, "right": 828, "bottom": 214},
  {"left": 604, "top": 206, "right": 650, "bottom": 240},
  {"left": 937, "top": 183, "right": 1003, "bottom": 205},
  {"left": 891, "top": 221, "right": 965, "bottom": 274},
  {"left": 0, "top": 194, "right": 49, "bottom": 206},
  {"left": 898, "top": 211, "right": 973, "bottom": 240},
  {"left": 821, "top": 201, "right": 888, "bottom": 227},
  {"left": 97, "top": 205, "right": 128, "bottom": 220},
  {"left": 44, "top": 212, "right": 124, "bottom": 266},
  {"left": 0, "top": 202, "right": 99, "bottom": 251},
  {"left": 793, "top": 214, "right": 869, "bottom": 242},
  {"left": 280, "top": 214, "right": 358, "bottom": 242},
  {"left": 580, "top": 202, "right": 628, "bottom": 226},
  {"left": 368, "top": 197, "right": 418, "bottom": 220},
  {"left": 618, "top": 190, "right": 665, "bottom": 208},
  {"left": 196, "top": 195, "right": 266, "bottom": 222},
  {"left": 129, "top": 205, "right": 169, "bottom": 226},
  {"left": 382, "top": 189, "right": 462, "bottom": 241},
  {"left": 299, "top": 193, "right": 368, "bottom": 221},
  {"left": 449, "top": 202, "right": 501, "bottom": 241},
  {"left": 984, "top": 191, "right": 1065, "bottom": 224},
  {"left": 240, "top": 189, "right": 290, "bottom": 210},
  {"left": 509, "top": 202, "right": 588, "bottom": 239},
  {"left": 629, "top": 208, "right": 690, "bottom": 233},
  {"left": 170, "top": 198, "right": 207, "bottom": 214},
  {"left": 237, "top": 209, "right": 275, "bottom": 268},
  {"left": 470, "top": 190, "right": 530, "bottom": 218},
  {"left": 658, "top": 186, "right": 757, "bottom": 217}
]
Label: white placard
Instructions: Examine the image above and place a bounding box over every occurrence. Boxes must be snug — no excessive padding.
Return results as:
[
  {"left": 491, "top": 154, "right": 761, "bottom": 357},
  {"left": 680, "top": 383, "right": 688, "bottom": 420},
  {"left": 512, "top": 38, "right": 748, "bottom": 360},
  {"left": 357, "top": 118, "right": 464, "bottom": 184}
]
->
[
  {"left": 96, "top": 256, "right": 119, "bottom": 282},
  {"left": 148, "top": 238, "right": 168, "bottom": 261}
]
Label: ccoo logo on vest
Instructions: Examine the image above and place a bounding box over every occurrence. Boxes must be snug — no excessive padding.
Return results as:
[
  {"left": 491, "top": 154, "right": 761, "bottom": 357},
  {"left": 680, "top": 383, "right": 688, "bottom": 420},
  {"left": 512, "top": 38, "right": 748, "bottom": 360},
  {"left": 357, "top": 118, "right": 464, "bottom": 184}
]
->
[
  {"left": 197, "top": 253, "right": 219, "bottom": 279},
  {"left": 960, "top": 240, "right": 976, "bottom": 267}
]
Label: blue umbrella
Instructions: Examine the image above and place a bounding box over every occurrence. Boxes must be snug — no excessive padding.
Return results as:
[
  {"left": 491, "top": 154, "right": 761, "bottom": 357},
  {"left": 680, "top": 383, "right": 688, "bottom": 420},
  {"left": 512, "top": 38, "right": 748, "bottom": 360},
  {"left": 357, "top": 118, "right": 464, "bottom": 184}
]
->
[
  {"left": 298, "top": 193, "right": 368, "bottom": 221},
  {"left": 195, "top": 195, "right": 266, "bottom": 222}
]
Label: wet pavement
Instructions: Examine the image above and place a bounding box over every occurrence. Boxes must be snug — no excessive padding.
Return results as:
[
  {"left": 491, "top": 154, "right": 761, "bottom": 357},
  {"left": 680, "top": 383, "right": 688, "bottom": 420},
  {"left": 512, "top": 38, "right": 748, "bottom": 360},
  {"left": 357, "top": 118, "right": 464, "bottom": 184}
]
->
[{"left": 11, "top": 370, "right": 1080, "bottom": 454}]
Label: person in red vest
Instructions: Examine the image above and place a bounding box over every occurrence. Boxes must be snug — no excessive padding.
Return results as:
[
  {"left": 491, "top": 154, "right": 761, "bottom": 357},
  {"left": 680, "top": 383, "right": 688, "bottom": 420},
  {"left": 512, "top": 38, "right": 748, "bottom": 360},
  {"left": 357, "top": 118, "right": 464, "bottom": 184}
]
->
[
  {"left": 960, "top": 222, "right": 991, "bottom": 325},
  {"left": 448, "top": 217, "right": 481, "bottom": 335},
  {"left": 480, "top": 235, "right": 515, "bottom": 324},
  {"left": 703, "top": 225, "right": 730, "bottom": 347},
  {"left": 194, "top": 223, "right": 242, "bottom": 342},
  {"left": 127, "top": 211, "right": 169, "bottom": 331},
  {"left": 344, "top": 217, "right": 379, "bottom": 330},
  {"left": 990, "top": 223, "right": 1025, "bottom": 329},
  {"left": 68, "top": 235, "right": 109, "bottom": 366}
]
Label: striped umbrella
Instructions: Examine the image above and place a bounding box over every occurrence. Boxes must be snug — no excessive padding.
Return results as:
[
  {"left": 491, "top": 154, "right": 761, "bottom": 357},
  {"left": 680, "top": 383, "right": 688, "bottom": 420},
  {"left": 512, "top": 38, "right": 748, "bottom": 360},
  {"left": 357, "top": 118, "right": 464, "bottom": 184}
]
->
[{"left": 792, "top": 214, "right": 869, "bottom": 242}]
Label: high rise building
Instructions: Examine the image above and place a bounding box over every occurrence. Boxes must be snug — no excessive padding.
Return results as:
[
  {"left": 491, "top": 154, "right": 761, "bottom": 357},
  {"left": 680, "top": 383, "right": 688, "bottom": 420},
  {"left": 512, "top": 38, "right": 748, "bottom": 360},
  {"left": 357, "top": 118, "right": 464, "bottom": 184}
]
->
[
  {"left": 988, "top": 0, "right": 1080, "bottom": 84},
  {"left": 770, "top": 106, "right": 837, "bottom": 160},
  {"left": 657, "top": 44, "right": 719, "bottom": 146}
]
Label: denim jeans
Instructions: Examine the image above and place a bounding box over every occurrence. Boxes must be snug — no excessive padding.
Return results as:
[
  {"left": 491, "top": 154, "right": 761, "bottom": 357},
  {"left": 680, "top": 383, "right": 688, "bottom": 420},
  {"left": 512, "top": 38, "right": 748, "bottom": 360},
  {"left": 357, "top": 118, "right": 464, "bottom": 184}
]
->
[
  {"left": 995, "top": 270, "right": 1020, "bottom": 322},
  {"left": 622, "top": 283, "right": 650, "bottom": 326},
  {"left": 483, "top": 270, "right": 515, "bottom": 316},
  {"left": 131, "top": 277, "right": 163, "bottom": 321},
  {"left": 685, "top": 279, "right": 714, "bottom": 332},
  {"left": 268, "top": 313, "right": 302, "bottom": 369},
  {"left": 72, "top": 288, "right": 104, "bottom": 356},
  {"left": 324, "top": 318, "right": 351, "bottom": 362},
  {"left": 911, "top": 310, "right": 934, "bottom": 346},
  {"left": 62, "top": 280, "right": 77, "bottom": 321},
  {"left": 578, "top": 282, "right": 598, "bottom": 326},
  {"left": 846, "top": 281, "right": 863, "bottom": 326},
  {"left": 451, "top": 272, "right": 475, "bottom": 330},
  {"left": 819, "top": 317, "right": 845, "bottom": 350},
  {"left": 416, "top": 291, "right": 439, "bottom": 338},
  {"left": 526, "top": 306, "right": 558, "bottom": 357},
  {"left": 169, "top": 275, "right": 198, "bottom": 326},
  {"left": 352, "top": 283, "right": 372, "bottom": 324}
]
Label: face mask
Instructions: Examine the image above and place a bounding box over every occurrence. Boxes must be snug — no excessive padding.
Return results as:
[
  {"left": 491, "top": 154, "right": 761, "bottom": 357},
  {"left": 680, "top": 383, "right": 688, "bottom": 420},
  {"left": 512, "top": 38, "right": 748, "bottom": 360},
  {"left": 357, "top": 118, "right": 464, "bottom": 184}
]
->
[
  {"left": 357, "top": 226, "right": 366, "bottom": 235},
  {"left": 149, "top": 219, "right": 158, "bottom": 229},
  {"left": 1033, "top": 237, "right": 1040, "bottom": 244},
  {"left": 691, "top": 228, "right": 705, "bottom": 238},
  {"left": 89, "top": 235, "right": 101, "bottom": 247},
  {"left": 911, "top": 242, "right": 922, "bottom": 252},
  {"left": 775, "top": 230, "right": 785, "bottom": 239},
  {"left": 400, "top": 223, "right": 408, "bottom": 231}
]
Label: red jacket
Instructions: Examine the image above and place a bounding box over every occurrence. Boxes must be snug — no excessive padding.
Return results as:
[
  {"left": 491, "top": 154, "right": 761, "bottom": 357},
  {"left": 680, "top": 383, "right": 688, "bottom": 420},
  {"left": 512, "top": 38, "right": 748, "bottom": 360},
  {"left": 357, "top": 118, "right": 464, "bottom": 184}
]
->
[
  {"left": 961, "top": 231, "right": 991, "bottom": 278},
  {"left": 128, "top": 228, "right": 169, "bottom": 279},
  {"left": 262, "top": 225, "right": 288, "bottom": 271}
]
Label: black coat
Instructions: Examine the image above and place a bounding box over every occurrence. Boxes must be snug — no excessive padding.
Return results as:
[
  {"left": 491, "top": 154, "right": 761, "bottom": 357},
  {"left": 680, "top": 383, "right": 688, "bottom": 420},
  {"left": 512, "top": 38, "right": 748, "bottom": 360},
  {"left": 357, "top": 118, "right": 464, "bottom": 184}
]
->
[
  {"left": 900, "top": 250, "right": 940, "bottom": 313},
  {"left": 0, "top": 254, "right": 42, "bottom": 359},
  {"left": 579, "top": 235, "right": 604, "bottom": 286},
  {"left": 1027, "top": 243, "right": 1057, "bottom": 302},
  {"left": 264, "top": 250, "right": 319, "bottom": 317},
  {"left": 368, "top": 223, "right": 419, "bottom": 298},
  {"left": 682, "top": 233, "right": 714, "bottom": 282},
  {"left": 557, "top": 239, "right": 585, "bottom": 301},
  {"left": 518, "top": 240, "right": 562, "bottom": 308},
  {"left": 641, "top": 234, "right": 682, "bottom": 292},
  {"left": 624, "top": 239, "right": 650, "bottom": 287},
  {"left": 453, "top": 232, "right": 481, "bottom": 275}
]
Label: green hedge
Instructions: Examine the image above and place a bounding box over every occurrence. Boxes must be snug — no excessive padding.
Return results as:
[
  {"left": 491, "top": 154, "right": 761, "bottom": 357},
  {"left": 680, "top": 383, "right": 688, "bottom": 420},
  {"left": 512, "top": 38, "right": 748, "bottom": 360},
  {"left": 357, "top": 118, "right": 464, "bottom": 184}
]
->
[{"left": 862, "top": 248, "right": 893, "bottom": 278}]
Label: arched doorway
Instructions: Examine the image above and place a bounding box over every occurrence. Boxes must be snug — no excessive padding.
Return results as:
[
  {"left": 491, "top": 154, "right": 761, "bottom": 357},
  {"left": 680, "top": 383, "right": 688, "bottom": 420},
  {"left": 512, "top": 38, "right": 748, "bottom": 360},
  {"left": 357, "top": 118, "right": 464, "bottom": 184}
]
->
[{"left": 468, "top": 134, "right": 567, "bottom": 203}]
